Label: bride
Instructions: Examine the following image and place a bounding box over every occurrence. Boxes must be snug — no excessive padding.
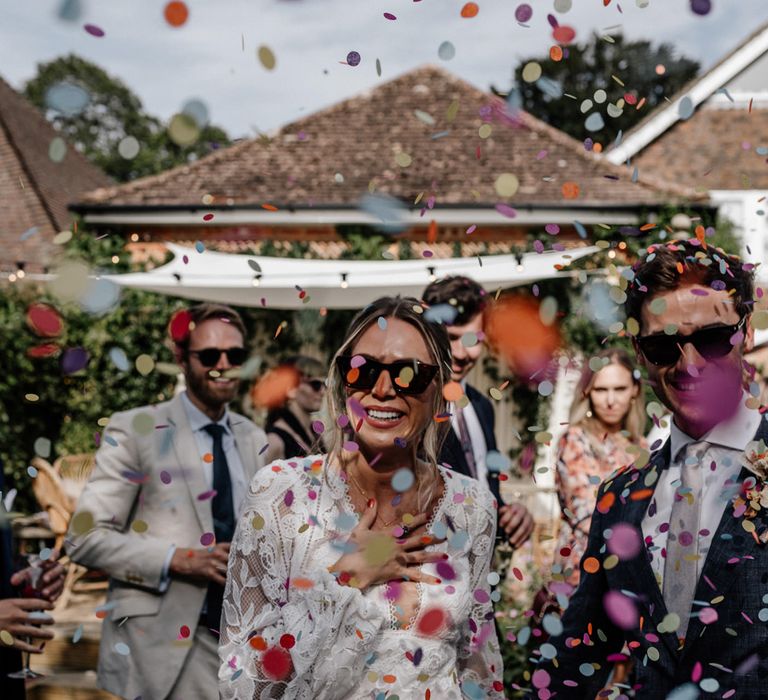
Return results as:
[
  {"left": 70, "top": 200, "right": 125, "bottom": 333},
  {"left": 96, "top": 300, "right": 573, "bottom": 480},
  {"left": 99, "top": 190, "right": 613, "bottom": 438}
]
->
[{"left": 218, "top": 296, "right": 504, "bottom": 699}]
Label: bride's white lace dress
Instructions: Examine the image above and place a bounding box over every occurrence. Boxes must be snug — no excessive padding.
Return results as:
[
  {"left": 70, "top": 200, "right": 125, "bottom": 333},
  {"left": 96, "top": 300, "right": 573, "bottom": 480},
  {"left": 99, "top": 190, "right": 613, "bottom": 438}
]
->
[{"left": 218, "top": 455, "right": 505, "bottom": 699}]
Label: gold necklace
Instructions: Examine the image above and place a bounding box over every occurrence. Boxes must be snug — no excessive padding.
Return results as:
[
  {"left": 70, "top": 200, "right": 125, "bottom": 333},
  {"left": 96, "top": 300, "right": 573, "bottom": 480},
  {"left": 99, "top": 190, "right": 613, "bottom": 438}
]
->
[{"left": 347, "top": 471, "right": 412, "bottom": 531}]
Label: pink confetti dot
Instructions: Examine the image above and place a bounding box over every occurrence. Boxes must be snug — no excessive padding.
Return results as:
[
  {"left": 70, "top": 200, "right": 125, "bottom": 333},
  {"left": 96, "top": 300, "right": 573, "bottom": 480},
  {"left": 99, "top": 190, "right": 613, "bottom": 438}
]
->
[
  {"left": 284, "top": 490, "right": 294, "bottom": 507},
  {"left": 699, "top": 607, "right": 718, "bottom": 625},
  {"left": 466, "top": 225, "right": 476, "bottom": 234},
  {"left": 308, "top": 490, "right": 317, "bottom": 500},
  {"left": 603, "top": 590, "right": 637, "bottom": 630},
  {"left": 84, "top": 24, "right": 105, "bottom": 37},
  {"left": 311, "top": 420, "right": 325, "bottom": 434},
  {"left": 473, "top": 588, "right": 490, "bottom": 604},
  {"left": 495, "top": 203, "right": 518, "bottom": 218},
  {"left": 200, "top": 532, "right": 215, "bottom": 546},
  {"left": 532, "top": 669, "right": 551, "bottom": 689},
  {"left": 343, "top": 440, "right": 359, "bottom": 452},
  {"left": 607, "top": 522, "right": 642, "bottom": 560},
  {"left": 336, "top": 414, "right": 350, "bottom": 428}
]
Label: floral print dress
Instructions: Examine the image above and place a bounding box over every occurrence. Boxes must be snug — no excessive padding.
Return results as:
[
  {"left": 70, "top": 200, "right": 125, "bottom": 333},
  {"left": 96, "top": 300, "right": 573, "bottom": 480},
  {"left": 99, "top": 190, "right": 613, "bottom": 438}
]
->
[{"left": 554, "top": 426, "right": 647, "bottom": 587}]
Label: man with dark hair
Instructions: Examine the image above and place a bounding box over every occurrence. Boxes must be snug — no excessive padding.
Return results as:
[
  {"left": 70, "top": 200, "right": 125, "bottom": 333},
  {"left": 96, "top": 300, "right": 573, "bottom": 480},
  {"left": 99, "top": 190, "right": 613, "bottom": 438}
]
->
[
  {"left": 67, "top": 303, "right": 266, "bottom": 700},
  {"left": 423, "top": 276, "right": 533, "bottom": 548},
  {"left": 535, "top": 239, "right": 767, "bottom": 698}
]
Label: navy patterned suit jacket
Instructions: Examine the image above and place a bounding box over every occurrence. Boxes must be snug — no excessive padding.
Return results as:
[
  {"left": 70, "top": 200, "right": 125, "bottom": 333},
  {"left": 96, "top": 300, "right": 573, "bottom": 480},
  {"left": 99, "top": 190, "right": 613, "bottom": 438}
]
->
[{"left": 537, "top": 414, "right": 768, "bottom": 699}]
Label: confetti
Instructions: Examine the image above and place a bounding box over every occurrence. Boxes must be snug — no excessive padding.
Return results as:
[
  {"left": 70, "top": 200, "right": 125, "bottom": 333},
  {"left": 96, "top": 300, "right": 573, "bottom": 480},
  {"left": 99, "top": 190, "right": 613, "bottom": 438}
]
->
[
  {"left": 258, "top": 45, "right": 276, "bottom": 70},
  {"left": 438, "top": 41, "right": 455, "bottom": 61},
  {"left": 346, "top": 51, "right": 361, "bottom": 67},
  {"left": 84, "top": 24, "right": 105, "bottom": 37},
  {"left": 460, "top": 2, "right": 479, "bottom": 18},
  {"left": 164, "top": 1, "right": 189, "bottom": 27}
]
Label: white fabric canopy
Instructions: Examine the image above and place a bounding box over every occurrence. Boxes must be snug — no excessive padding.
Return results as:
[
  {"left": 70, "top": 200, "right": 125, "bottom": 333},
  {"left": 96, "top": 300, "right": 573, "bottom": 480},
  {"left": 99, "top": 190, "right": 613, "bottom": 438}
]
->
[{"left": 107, "top": 243, "right": 599, "bottom": 309}]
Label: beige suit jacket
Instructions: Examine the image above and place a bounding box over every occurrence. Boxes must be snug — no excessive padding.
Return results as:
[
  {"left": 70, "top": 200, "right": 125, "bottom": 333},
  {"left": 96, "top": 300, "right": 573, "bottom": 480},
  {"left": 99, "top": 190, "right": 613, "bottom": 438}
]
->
[{"left": 66, "top": 394, "right": 266, "bottom": 700}]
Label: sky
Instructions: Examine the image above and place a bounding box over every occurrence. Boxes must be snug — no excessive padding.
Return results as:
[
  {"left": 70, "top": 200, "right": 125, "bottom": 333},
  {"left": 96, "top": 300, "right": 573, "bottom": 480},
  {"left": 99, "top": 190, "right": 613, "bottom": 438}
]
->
[{"left": 4, "top": 0, "right": 768, "bottom": 139}]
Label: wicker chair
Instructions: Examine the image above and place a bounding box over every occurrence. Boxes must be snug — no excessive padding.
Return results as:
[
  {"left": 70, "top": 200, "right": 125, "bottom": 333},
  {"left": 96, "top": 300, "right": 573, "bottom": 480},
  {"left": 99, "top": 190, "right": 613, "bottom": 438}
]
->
[{"left": 30, "top": 454, "right": 105, "bottom": 609}]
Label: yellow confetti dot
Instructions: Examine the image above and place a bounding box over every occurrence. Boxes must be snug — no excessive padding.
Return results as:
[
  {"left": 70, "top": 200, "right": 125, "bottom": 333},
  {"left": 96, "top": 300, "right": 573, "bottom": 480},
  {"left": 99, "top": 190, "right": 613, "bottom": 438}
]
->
[
  {"left": 478, "top": 123, "right": 492, "bottom": 139},
  {"left": 604, "top": 554, "right": 619, "bottom": 570},
  {"left": 252, "top": 514, "right": 265, "bottom": 530},
  {"left": 0, "top": 630, "right": 13, "bottom": 646},
  {"left": 494, "top": 173, "right": 519, "bottom": 198},
  {"left": 522, "top": 61, "right": 542, "bottom": 83},
  {"left": 257, "top": 45, "right": 276, "bottom": 70},
  {"left": 71, "top": 510, "right": 94, "bottom": 536},
  {"left": 489, "top": 387, "right": 503, "bottom": 401},
  {"left": 131, "top": 520, "right": 148, "bottom": 534},
  {"left": 446, "top": 99, "right": 460, "bottom": 123},
  {"left": 364, "top": 533, "right": 396, "bottom": 566},
  {"left": 395, "top": 152, "right": 412, "bottom": 167},
  {"left": 25, "top": 393, "right": 39, "bottom": 402},
  {"left": 53, "top": 230, "right": 73, "bottom": 245},
  {"left": 135, "top": 354, "right": 155, "bottom": 376}
]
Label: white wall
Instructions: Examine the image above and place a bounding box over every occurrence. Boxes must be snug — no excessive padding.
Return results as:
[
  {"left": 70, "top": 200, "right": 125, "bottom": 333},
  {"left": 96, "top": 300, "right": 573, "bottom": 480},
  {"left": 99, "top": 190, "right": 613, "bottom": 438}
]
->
[{"left": 709, "top": 189, "right": 768, "bottom": 265}]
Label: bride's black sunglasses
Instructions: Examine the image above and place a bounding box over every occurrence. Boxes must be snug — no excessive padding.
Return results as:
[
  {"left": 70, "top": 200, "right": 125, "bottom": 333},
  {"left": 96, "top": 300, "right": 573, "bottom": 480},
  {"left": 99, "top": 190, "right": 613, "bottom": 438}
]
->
[
  {"left": 335, "top": 355, "right": 438, "bottom": 396},
  {"left": 636, "top": 317, "right": 746, "bottom": 366}
]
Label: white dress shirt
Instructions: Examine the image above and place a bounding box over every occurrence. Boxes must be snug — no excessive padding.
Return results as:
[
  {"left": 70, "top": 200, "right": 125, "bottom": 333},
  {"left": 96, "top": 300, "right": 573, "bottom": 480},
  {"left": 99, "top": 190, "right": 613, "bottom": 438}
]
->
[
  {"left": 642, "top": 395, "right": 763, "bottom": 589},
  {"left": 449, "top": 380, "right": 489, "bottom": 488}
]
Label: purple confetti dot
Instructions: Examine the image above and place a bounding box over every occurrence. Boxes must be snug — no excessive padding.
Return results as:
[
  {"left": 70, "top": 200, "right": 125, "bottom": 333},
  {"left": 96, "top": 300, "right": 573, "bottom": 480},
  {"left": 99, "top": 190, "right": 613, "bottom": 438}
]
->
[
  {"left": 545, "top": 224, "right": 560, "bottom": 235},
  {"left": 311, "top": 420, "right": 325, "bottom": 434},
  {"left": 678, "top": 531, "right": 694, "bottom": 547},
  {"left": 160, "top": 470, "right": 172, "bottom": 484},
  {"left": 346, "top": 51, "right": 361, "bottom": 66},
  {"left": 515, "top": 3, "right": 533, "bottom": 22},
  {"left": 603, "top": 590, "right": 638, "bottom": 630},
  {"left": 200, "top": 532, "right": 215, "bottom": 546},
  {"left": 495, "top": 203, "right": 518, "bottom": 218},
  {"left": 197, "top": 489, "right": 216, "bottom": 501},
  {"left": 690, "top": 0, "right": 711, "bottom": 15},
  {"left": 473, "top": 588, "right": 490, "bottom": 604},
  {"left": 337, "top": 414, "right": 350, "bottom": 428},
  {"left": 343, "top": 440, "right": 359, "bottom": 452},
  {"left": 84, "top": 23, "right": 105, "bottom": 37},
  {"left": 436, "top": 561, "right": 456, "bottom": 580},
  {"left": 61, "top": 347, "right": 90, "bottom": 375},
  {"left": 383, "top": 12, "right": 397, "bottom": 20},
  {"left": 284, "top": 489, "right": 294, "bottom": 507}
]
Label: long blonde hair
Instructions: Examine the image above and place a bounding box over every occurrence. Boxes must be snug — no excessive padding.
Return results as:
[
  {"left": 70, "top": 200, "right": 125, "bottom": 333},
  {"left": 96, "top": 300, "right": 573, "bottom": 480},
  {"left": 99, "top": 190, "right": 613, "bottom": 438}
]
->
[
  {"left": 569, "top": 348, "right": 645, "bottom": 443},
  {"left": 324, "top": 297, "right": 452, "bottom": 511}
]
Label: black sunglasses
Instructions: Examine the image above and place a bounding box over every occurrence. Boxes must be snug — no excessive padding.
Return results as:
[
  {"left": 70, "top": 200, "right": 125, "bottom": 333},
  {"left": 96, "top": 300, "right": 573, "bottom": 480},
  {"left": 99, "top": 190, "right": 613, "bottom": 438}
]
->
[
  {"left": 636, "top": 318, "right": 746, "bottom": 366},
  {"left": 302, "top": 379, "right": 326, "bottom": 392},
  {"left": 189, "top": 347, "right": 248, "bottom": 367},
  {"left": 335, "top": 355, "right": 438, "bottom": 396}
]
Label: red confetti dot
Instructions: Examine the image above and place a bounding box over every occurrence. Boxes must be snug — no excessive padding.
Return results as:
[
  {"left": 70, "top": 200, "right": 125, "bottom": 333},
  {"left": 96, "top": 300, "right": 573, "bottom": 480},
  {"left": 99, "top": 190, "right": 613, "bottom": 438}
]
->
[
  {"left": 553, "top": 25, "right": 576, "bottom": 44},
  {"left": 261, "top": 646, "right": 292, "bottom": 680},
  {"left": 203, "top": 213, "right": 214, "bottom": 221},
  {"left": 279, "top": 633, "right": 296, "bottom": 649},
  {"left": 27, "top": 343, "right": 60, "bottom": 358},
  {"left": 179, "top": 625, "right": 190, "bottom": 638},
  {"left": 512, "top": 567, "right": 524, "bottom": 581},
  {"left": 164, "top": 1, "right": 189, "bottom": 27},
  {"left": 168, "top": 309, "right": 192, "bottom": 343},
  {"left": 460, "top": 2, "right": 479, "bottom": 18},
  {"left": 27, "top": 303, "right": 63, "bottom": 337},
  {"left": 416, "top": 607, "right": 446, "bottom": 636}
]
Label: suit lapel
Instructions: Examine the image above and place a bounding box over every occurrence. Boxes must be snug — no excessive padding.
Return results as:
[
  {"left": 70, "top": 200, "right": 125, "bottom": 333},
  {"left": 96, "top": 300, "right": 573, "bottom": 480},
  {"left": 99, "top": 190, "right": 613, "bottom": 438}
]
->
[
  {"left": 230, "top": 412, "right": 259, "bottom": 481},
  {"left": 441, "top": 427, "right": 471, "bottom": 477},
  {"left": 166, "top": 395, "right": 213, "bottom": 534},
  {"left": 610, "top": 441, "right": 680, "bottom": 658}
]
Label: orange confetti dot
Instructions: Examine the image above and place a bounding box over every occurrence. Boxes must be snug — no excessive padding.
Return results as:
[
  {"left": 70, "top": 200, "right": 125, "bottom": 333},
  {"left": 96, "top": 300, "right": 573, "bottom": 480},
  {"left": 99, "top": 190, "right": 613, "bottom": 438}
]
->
[
  {"left": 443, "top": 381, "right": 464, "bottom": 402},
  {"left": 549, "top": 45, "right": 563, "bottom": 61},
  {"left": 383, "top": 675, "right": 397, "bottom": 684},
  {"left": 346, "top": 367, "right": 360, "bottom": 384},
  {"left": 593, "top": 142, "right": 603, "bottom": 154},
  {"left": 95, "top": 609, "right": 108, "bottom": 619},
  {"left": 676, "top": 262, "right": 685, "bottom": 274},
  {"left": 427, "top": 219, "right": 438, "bottom": 244},
  {"left": 291, "top": 577, "right": 316, "bottom": 589},
  {"left": 597, "top": 491, "right": 615, "bottom": 514},
  {"left": 203, "top": 453, "right": 214, "bottom": 463},
  {"left": 251, "top": 365, "right": 301, "bottom": 409},
  {"left": 249, "top": 635, "right": 268, "bottom": 651},
  {"left": 164, "top": 1, "right": 189, "bottom": 27},
  {"left": 562, "top": 181, "right": 580, "bottom": 199},
  {"left": 262, "top": 203, "right": 279, "bottom": 211},
  {"left": 460, "top": 2, "right": 479, "bottom": 18},
  {"left": 583, "top": 557, "right": 600, "bottom": 574},
  {"left": 630, "top": 488, "right": 654, "bottom": 501}
]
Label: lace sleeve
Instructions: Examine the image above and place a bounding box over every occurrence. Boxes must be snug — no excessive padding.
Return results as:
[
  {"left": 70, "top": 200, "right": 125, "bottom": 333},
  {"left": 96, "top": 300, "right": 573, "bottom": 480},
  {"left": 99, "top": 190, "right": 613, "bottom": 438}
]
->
[
  {"left": 457, "top": 485, "right": 505, "bottom": 698},
  {"left": 218, "top": 466, "right": 386, "bottom": 700}
]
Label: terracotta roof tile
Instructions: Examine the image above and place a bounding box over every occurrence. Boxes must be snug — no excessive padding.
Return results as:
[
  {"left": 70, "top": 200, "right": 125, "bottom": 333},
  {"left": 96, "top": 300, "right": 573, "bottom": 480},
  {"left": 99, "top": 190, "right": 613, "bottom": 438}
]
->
[
  {"left": 0, "top": 75, "right": 110, "bottom": 265},
  {"left": 76, "top": 66, "right": 699, "bottom": 212},
  {"left": 634, "top": 107, "right": 768, "bottom": 190}
]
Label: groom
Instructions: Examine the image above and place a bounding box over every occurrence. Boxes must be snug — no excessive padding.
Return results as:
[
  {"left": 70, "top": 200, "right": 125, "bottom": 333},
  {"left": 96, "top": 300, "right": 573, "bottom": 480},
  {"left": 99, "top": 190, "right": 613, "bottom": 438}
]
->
[{"left": 535, "top": 239, "right": 766, "bottom": 698}]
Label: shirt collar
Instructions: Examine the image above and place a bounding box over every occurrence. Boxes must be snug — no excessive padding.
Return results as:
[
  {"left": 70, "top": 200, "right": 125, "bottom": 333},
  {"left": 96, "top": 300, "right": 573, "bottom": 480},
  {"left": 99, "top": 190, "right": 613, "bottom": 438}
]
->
[
  {"left": 180, "top": 391, "right": 231, "bottom": 434},
  {"left": 670, "top": 392, "right": 763, "bottom": 462}
]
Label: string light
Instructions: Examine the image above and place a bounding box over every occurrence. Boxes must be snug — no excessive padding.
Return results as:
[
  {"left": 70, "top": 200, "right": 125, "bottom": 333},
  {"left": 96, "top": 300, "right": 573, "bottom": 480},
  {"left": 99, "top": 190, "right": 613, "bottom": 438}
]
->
[
  {"left": 252, "top": 273, "right": 262, "bottom": 287},
  {"left": 15, "top": 262, "right": 25, "bottom": 279},
  {"left": 427, "top": 266, "right": 436, "bottom": 282},
  {"left": 340, "top": 272, "right": 349, "bottom": 289},
  {"left": 515, "top": 252, "right": 524, "bottom": 273}
]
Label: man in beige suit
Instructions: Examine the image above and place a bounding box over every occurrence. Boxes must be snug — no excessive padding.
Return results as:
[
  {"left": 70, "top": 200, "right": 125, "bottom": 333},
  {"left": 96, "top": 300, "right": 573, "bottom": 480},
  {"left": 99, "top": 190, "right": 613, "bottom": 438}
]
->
[{"left": 67, "top": 303, "right": 266, "bottom": 700}]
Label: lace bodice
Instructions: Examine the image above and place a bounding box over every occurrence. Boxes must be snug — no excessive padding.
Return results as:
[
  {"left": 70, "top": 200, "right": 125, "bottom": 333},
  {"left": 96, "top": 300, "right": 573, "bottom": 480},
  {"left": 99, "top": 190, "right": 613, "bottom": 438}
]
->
[{"left": 218, "top": 455, "right": 504, "bottom": 699}]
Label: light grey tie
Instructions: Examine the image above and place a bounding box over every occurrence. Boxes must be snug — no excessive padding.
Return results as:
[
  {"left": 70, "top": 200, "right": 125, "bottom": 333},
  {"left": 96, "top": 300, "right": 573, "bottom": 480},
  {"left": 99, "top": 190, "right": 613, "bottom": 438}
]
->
[{"left": 663, "top": 440, "right": 708, "bottom": 639}]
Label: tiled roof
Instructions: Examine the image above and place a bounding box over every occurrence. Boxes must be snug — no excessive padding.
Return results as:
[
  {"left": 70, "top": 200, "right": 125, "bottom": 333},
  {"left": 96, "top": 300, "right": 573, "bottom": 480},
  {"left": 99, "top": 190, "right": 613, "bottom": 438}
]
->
[
  {"left": 76, "top": 66, "right": 698, "bottom": 212},
  {"left": 633, "top": 107, "right": 768, "bottom": 190},
  {"left": 0, "top": 76, "right": 110, "bottom": 265}
]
